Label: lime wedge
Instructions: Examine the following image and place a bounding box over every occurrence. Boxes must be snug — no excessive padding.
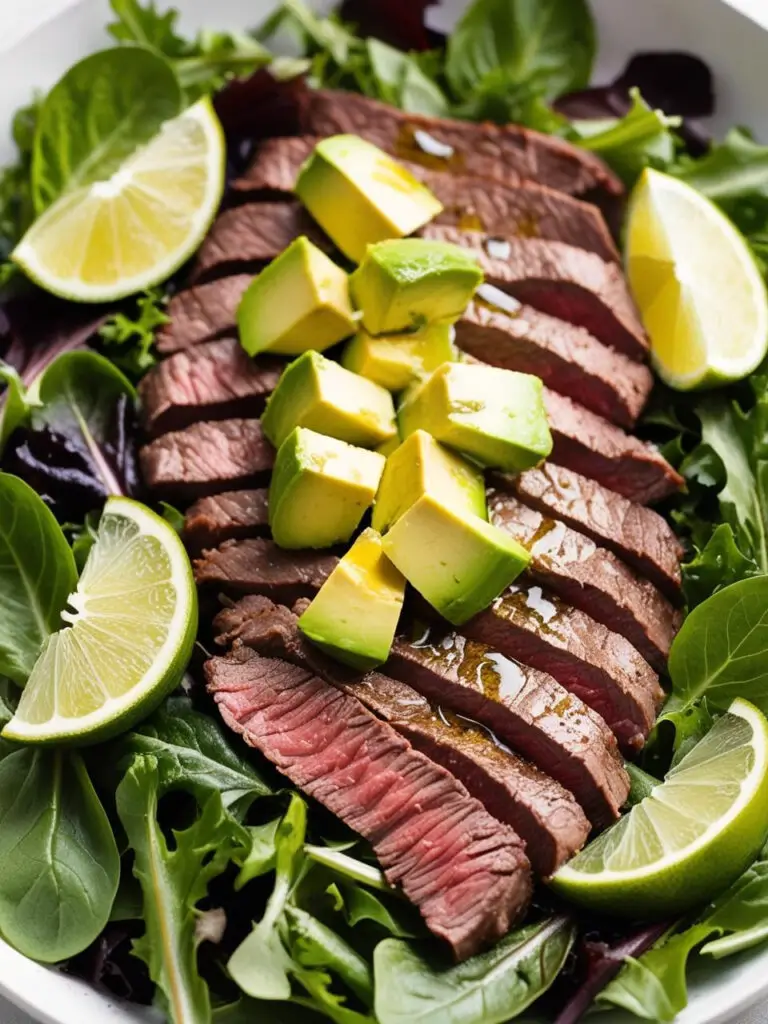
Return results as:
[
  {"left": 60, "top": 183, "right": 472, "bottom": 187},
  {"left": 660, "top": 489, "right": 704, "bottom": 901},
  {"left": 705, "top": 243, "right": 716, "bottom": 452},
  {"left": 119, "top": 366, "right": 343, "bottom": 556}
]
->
[
  {"left": 3, "top": 497, "right": 197, "bottom": 745},
  {"left": 12, "top": 98, "right": 225, "bottom": 303},
  {"left": 550, "top": 699, "right": 768, "bottom": 917},
  {"left": 625, "top": 168, "right": 768, "bottom": 390}
]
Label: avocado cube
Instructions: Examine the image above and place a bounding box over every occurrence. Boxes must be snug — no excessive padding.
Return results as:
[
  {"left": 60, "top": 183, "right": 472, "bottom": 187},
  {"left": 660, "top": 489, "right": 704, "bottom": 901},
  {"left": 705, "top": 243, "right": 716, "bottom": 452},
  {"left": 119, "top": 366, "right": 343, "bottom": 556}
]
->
[
  {"left": 261, "top": 350, "right": 397, "bottom": 450},
  {"left": 295, "top": 135, "right": 443, "bottom": 264},
  {"left": 382, "top": 496, "right": 531, "bottom": 626},
  {"left": 341, "top": 323, "right": 456, "bottom": 392},
  {"left": 269, "top": 428, "right": 385, "bottom": 549},
  {"left": 237, "top": 236, "right": 356, "bottom": 356},
  {"left": 350, "top": 239, "right": 483, "bottom": 336},
  {"left": 373, "top": 430, "right": 486, "bottom": 534},
  {"left": 298, "top": 528, "right": 406, "bottom": 669},
  {"left": 398, "top": 362, "right": 552, "bottom": 472}
]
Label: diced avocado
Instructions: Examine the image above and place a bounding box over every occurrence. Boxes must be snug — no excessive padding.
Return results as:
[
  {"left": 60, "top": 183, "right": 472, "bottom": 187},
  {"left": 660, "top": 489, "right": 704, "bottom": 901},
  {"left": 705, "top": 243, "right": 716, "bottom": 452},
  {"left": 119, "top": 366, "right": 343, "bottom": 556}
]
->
[
  {"left": 372, "top": 429, "right": 486, "bottom": 534},
  {"left": 237, "top": 236, "right": 356, "bottom": 356},
  {"left": 382, "top": 496, "right": 530, "bottom": 626},
  {"left": 398, "top": 362, "right": 552, "bottom": 472},
  {"left": 341, "top": 323, "right": 456, "bottom": 391},
  {"left": 294, "top": 135, "right": 443, "bottom": 264},
  {"left": 298, "top": 528, "right": 406, "bottom": 669},
  {"left": 261, "top": 350, "right": 397, "bottom": 450},
  {"left": 349, "top": 239, "right": 483, "bottom": 336},
  {"left": 376, "top": 435, "right": 402, "bottom": 458},
  {"left": 269, "top": 428, "right": 385, "bottom": 549}
]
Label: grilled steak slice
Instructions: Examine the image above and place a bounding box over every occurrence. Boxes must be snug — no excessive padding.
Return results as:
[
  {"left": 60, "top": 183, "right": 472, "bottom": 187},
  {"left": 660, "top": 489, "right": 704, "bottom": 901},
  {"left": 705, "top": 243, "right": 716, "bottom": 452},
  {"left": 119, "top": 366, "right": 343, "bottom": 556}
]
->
[
  {"left": 215, "top": 597, "right": 589, "bottom": 875},
  {"left": 195, "top": 538, "right": 337, "bottom": 604},
  {"left": 156, "top": 276, "right": 251, "bottom": 355},
  {"left": 193, "top": 202, "right": 332, "bottom": 281},
  {"left": 384, "top": 625, "right": 629, "bottom": 828},
  {"left": 488, "top": 490, "right": 681, "bottom": 672},
  {"left": 465, "top": 583, "right": 664, "bottom": 753},
  {"left": 457, "top": 300, "right": 652, "bottom": 427},
  {"left": 184, "top": 488, "right": 270, "bottom": 551},
  {"left": 424, "top": 225, "right": 647, "bottom": 359},
  {"left": 139, "top": 339, "right": 282, "bottom": 437},
  {"left": 207, "top": 644, "right": 533, "bottom": 959},
  {"left": 507, "top": 464, "right": 683, "bottom": 601},
  {"left": 544, "top": 389, "right": 684, "bottom": 505},
  {"left": 234, "top": 135, "right": 619, "bottom": 263},
  {"left": 140, "top": 419, "right": 274, "bottom": 499},
  {"left": 297, "top": 89, "right": 623, "bottom": 202}
]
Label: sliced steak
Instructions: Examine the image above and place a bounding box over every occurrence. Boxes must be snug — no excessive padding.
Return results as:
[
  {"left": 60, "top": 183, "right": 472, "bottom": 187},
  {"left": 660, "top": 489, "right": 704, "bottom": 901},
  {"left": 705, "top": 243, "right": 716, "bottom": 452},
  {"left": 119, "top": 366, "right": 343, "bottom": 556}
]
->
[
  {"left": 465, "top": 583, "right": 664, "bottom": 754},
  {"left": 298, "top": 89, "right": 623, "bottom": 202},
  {"left": 234, "top": 135, "right": 619, "bottom": 263},
  {"left": 506, "top": 464, "right": 683, "bottom": 601},
  {"left": 207, "top": 644, "right": 532, "bottom": 959},
  {"left": 488, "top": 490, "right": 681, "bottom": 672},
  {"left": 543, "top": 389, "right": 684, "bottom": 505},
  {"left": 215, "top": 597, "right": 589, "bottom": 876},
  {"left": 382, "top": 624, "right": 628, "bottom": 827},
  {"left": 139, "top": 339, "right": 281, "bottom": 436},
  {"left": 140, "top": 419, "right": 274, "bottom": 500},
  {"left": 193, "top": 202, "right": 332, "bottom": 281},
  {"left": 194, "top": 538, "right": 337, "bottom": 605},
  {"left": 423, "top": 225, "right": 647, "bottom": 360},
  {"left": 184, "top": 488, "right": 270, "bottom": 551},
  {"left": 156, "top": 276, "right": 252, "bottom": 355},
  {"left": 457, "top": 299, "right": 652, "bottom": 427}
]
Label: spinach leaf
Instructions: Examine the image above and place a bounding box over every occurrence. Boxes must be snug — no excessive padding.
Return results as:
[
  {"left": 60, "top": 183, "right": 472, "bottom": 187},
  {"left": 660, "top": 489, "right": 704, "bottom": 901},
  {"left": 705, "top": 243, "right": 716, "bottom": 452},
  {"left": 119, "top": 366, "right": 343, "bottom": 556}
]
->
[
  {"left": 365, "top": 40, "right": 449, "bottom": 116},
  {"left": 118, "top": 695, "right": 271, "bottom": 817},
  {"left": 374, "top": 916, "right": 575, "bottom": 1024},
  {"left": 0, "top": 363, "right": 33, "bottom": 454},
  {"left": 0, "top": 745, "right": 119, "bottom": 962},
  {"left": 701, "top": 846, "right": 768, "bottom": 958},
  {"left": 664, "top": 576, "right": 768, "bottom": 718},
  {"left": 445, "top": 0, "right": 595, "bottom": 103},
  {"left": 0, "top": 472, "right": 76, "bottom": 684},
  {"left": 97, "top": 288, "right": 169, "bottom": 378},
  {"left": 31, "top": 46, "right": 182, "bottom": 213},
  {"left": 116, "top": 754, "right": 251, "bottom": 1024}
]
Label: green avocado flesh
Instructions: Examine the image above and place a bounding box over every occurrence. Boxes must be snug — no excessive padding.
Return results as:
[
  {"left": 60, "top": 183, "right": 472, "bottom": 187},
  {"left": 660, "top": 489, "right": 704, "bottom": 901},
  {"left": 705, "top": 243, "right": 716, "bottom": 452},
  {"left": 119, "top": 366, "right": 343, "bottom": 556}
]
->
[
  {"left": 341, "top": 323, "right": 456, "bottom": 391},
  {"left": 398, "top": 361, "right": 552, "bottom": 472},
  {"left": 261, "top": 350, "right": 397, "bottom": 450},
  {"left": 298, "top": 528, "right": 406, "bottom": 669},
  {"left": 372, "top": 429, "right": 486, "bottom": 534},
  {"left": 382, "top": 495, "right": 531, "bottom": 626},
  {"left": 237, "top": 236, "right": 356, "bottom": 356},
  {"left": 294, "top": 135, "right": 443, "bottom": 264},
  {"left": 269, "top": 428, "right": 385, "bottom": 549},
  {"left": 349, "top": 239, "right": 483, "bottom": 335}
]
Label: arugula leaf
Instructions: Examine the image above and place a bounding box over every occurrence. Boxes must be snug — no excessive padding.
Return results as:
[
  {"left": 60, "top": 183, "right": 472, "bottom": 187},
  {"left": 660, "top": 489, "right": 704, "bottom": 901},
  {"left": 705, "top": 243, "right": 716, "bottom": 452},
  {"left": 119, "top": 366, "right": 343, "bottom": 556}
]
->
[
  {"left": 31, "top": 46, "right": 182, "bottom": 214},
  {"left": 374, "top": 916, "right": 575, "bottom": 1024},
  {"left": 291, "top": 967, "right": 375, "bottom": 1024},
  {"left": 98, "top": 288, "right": 169, "bottom": 378},
  {"left": 0, "top": 745, "right": 119, "bottom": 962},
  {"left": 701, "top": 846, "right": 768, "bottom": 958},
  {"left": 304, "top": 845, "right": 390, "bottom": 892},
  {"left": 119, "top": 695, "right": 271, "bottom": 817},
  {"left": 286, "top": 904, "right": 374, "bottom": 1006},
  {"left": 0, "top": 473, "right": 77, "bottom": 684},
  {"left": 326, "top": 881, "right": 422, "bottom": 939},
  {"left": 446, "top": 0, "right": 595, "bottom": 102},
  {"left": 116, "top": 754, "right": 251, "bottom": 1024},
  {"left": 108, "top": 0, "right": 189, "bottom": 56},
  {"left": 0, "top": 363, "right": 34, "bottom": 454},
  {"left": 236, "top": 817, "right": 281, "bottom": 888}
]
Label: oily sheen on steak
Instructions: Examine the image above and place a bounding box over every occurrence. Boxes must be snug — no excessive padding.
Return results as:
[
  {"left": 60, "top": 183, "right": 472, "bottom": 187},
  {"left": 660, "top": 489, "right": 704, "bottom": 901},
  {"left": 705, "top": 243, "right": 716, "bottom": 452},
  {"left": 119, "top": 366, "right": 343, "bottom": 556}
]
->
[{"left": 206, "top": 644, "right": 533, "bottom": 960}]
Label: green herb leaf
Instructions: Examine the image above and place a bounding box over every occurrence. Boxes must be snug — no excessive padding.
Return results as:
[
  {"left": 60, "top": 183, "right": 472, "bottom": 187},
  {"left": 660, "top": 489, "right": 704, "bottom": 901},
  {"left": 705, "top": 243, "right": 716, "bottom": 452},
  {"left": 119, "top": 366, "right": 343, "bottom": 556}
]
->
[
  {"left": 682, "top": 523, "right": 761, "bottom": 608},
  {"left": 446, "top": 0, "right": 595, "bottom": 102},
  {"left": 0, "top": 362, "right": 34, "bottom": 453},
  {"left": 108, "top": 0, "right": 189, "bottom": 56},
  {"left": 365, "top": 39, "right": 448, "bottom": 116},
  {"left": 236, "top": 817, "right": 281, "bottom": 888},
  {"left": 0, "top": 745, "right": 119, "bottom": 961},
  {"left": 326, "top": 881, "right": 422, "bottom": 939},
  {"left": 701, "top": 846, "right": 768, "bottom": 958},
  {"left": 116, "top": 754, "right": 251, "bottom": 1024},
  {"left": 118, "top": 695, "right": 271, "bottom": 817},
  {"left": 286, "top": 904, "right": 374, "bottom": 1007},
  {"left": 374, "top": 916, "right": 575, "bottom": 1024},
  {"left": 292, "top": 967, "right": 375, "bottom": 1024},
  {"left": 0, "top": 473, "right": 77, "bottom": 684},
  {"left": 98, "top": 288, "right": 169, "bottom": 378},
  {"left": 31, "top": 46, "right": 182, "bottom": 213},
  {"left": 304, "top": 844, "right": 390, "bottom": 892}
]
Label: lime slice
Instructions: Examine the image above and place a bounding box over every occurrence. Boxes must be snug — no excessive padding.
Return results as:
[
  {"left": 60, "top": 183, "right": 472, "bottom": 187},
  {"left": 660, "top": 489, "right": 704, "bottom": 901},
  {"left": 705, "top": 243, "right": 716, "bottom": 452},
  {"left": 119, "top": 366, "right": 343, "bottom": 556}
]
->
[
  {"left": 550, "top": 699, "right": 768, "bottom": 917},
  {"left": 625, "top": 168, "right": 768, "bottom": 390},
  {"left": 3, "top": 497, "right": 197, "bottom": 745},
  {"left": 12, "top": 97, "right": 225, "bottom": 303}
]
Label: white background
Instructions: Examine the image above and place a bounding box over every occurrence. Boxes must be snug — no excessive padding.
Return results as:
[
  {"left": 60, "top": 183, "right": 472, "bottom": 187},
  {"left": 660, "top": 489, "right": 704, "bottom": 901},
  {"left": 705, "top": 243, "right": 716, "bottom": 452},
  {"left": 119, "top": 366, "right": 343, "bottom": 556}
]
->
[{"left": 0, "top": 1, "right": 766, "bottom": 1023}]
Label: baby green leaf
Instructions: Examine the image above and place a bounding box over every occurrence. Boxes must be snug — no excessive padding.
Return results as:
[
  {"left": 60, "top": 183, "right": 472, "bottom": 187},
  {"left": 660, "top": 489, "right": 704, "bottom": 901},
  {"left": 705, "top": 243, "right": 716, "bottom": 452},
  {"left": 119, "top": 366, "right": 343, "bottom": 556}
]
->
[
  {"left": 286, "top": 905, "right": 374, "bottom": 1007},
  {"left": 304, "top": 845, "right": 390, "bottom": 892},
  {"left": 701, "top": 846, "right": 768, "bottom": 959},
  {"left": 326, "top": 881, "right": 422, "bottom": 939},
  {"left": 0, "top": 363, "right": 34, "bottom": 454},
  {"left": 0, "top": 472, "right": 77, "bottom": 684}
]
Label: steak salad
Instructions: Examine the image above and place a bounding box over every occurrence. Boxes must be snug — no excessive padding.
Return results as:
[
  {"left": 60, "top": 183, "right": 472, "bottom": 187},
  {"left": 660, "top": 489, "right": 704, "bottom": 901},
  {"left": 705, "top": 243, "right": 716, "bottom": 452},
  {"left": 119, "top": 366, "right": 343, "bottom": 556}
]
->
[{"left": 1, "top": 2, "right": 768, "bottom": 1023}]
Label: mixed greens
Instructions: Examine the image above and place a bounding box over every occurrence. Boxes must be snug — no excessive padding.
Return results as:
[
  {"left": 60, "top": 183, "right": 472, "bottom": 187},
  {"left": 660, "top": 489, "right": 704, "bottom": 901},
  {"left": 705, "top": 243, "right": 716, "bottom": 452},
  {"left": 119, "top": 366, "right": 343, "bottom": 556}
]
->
[{"left": 3, "top": 0, "right": 768, "bottom": 1022}]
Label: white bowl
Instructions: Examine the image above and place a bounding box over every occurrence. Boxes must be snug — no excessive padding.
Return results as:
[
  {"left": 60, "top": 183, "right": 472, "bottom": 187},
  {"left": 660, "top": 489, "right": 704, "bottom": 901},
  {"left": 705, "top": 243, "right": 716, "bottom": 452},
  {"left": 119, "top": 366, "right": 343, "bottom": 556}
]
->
[{"left": 1, "top": 2, "right": 768, "bottom": 1021}]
